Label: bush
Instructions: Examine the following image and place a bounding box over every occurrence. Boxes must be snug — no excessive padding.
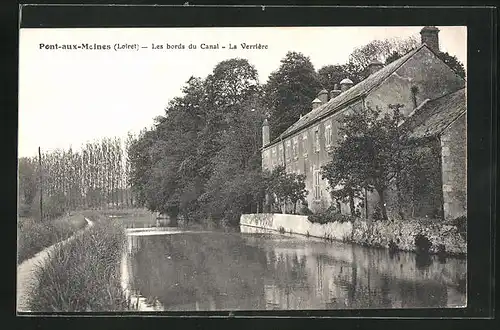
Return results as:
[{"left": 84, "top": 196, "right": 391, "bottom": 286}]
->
[
  {"left": 27, "top": 220, "right": 129, "bottom": 312},
  {"left": 414, "top": 233, "right": 432, "bottom": 254},
  {"left": 449, "top": 215, "right": 466, "bottom": 239},
  {"left": 308, "top": 206, "right": 356, "bottom": 224}
]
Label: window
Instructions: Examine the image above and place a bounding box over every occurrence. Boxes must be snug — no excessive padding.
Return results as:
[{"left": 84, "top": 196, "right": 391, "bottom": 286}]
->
[
  {"left": 271, "top": 147, "right": 277, "bottom": 167},
  {"left": 302, "top": 133, "right": 308, "bottom": 156},
  {"left": 325, "top": 123, "right": 332, "bottom": 148},
  {"left": 278, "top": 144, "right": 283, "bottom": 165},
  {"left": 314, "top": 127, "right": 320, "bottom": 152},
  {"left": 285, "top": 141, "right": 291, "bottom": 162},
  {"left": 292, "top": 137, "right": 299, "bottom": 159},
  {"left": 313, "top": 168, "right": 321, "bottom": 200},
  {"left": 263, "top": 150, "right": 270, "bottom": 169}
]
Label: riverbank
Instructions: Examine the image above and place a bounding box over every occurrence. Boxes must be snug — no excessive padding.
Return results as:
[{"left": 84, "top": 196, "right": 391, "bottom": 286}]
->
[
  {"left": 17, "top": 217, "right": 93, "bottom": 311},
  {"left": 17, "top": 214, "right": 88, "bottom": 264},
  {"left": 240, "top": 213, "right": 466, "bottom": 257},
  {"left": 23, "top": 213, "right": 131, "bottom": 312}
]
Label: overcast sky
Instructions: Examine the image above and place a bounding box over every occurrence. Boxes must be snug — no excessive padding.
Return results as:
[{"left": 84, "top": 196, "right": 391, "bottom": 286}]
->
[{"left": 18, "top": 26, "right": 466, "bottom": 158}]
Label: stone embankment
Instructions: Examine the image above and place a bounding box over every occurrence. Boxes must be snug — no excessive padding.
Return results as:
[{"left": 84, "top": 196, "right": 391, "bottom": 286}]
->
[{"left": 240, "top": 213, "right": 466, "bottom": 256}]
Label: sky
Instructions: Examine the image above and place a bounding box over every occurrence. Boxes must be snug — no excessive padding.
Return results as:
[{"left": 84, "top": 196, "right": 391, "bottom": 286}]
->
[{"left": 18, "top": 26, "right": 466, "bottom": 158}]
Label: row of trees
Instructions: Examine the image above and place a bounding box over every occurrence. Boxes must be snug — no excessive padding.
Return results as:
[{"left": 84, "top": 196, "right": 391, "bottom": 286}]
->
[
  {"left": 18, "top": 135, "right": 138, "bottom": 220},
  {"left": 127, "top": 55, "right": 311, "bottom": 226}
]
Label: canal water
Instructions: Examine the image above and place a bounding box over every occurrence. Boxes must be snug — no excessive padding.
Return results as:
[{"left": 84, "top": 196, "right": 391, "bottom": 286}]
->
[{"left": 122, "top": 227, "right": 466, "bottom": 311}]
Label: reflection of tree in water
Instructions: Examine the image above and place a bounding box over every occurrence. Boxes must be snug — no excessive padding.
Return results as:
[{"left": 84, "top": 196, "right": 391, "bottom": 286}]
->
[
  {"left": 415, "top": 253, "right": 433, "bottom": 270},
  {"left": 132, "top": 233, "right": 271, "bottom": 310},
  {"left": 398, "top": 280, "right": 448, "bottom": 308}
]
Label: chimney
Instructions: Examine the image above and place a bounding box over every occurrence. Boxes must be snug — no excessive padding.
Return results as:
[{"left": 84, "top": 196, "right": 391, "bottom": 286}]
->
[
  {"left": 329, "top": 84, "right": 342, "bottom": 99},
  {"left": 317, "top": 89, "right": 328, "bottom": 103},
  {"left": 420, "top": 26, "right": 440, "bottom": 53},
  {"left": 367, "top": 60, "right": 384, "bottom": 76},
  {"left": 312, "top": 98, "right": 322, "bottom": 110},
  {"left": 340, "top": 78, "right": 353, "bottom": 92},
  {"left": 262, "top": 118, "right": 270, "bottom": 147}
]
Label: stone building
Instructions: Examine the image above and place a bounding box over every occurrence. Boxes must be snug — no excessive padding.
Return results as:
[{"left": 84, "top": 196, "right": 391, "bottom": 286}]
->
[{"left": 261, "top": 26, "right": 466, "bottom": 221}]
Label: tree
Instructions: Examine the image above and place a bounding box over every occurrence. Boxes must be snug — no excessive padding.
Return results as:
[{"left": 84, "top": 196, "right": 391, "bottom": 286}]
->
[
  {"left": 317, "top": 65, "right": 350, "bottom": 92},
  {"left": 349, "top": 36, "right": 419, "bottom": 70},
  {"left": 266, "top": 165, "right": 308, "bottom": 214},
  {"left": 322, "top": 104, "right": 412, "bottom": 220},
  {"left": 200, "top": 94, "right": 267, "bottom": 225},
  {"left": 321, "top": 142, "right": 364, "bottom": 216},
  {"left": 348, "top": 36, "right": 419, "bottom": 80},
  {"left": 436, "top": 51, "right": 466, "bottom": 79},
  {"left": 264, "top": 52, "right": 322, "bottom": 141},
  {"left": 18, "top": 157, "right": 37, "bottom": 207}
]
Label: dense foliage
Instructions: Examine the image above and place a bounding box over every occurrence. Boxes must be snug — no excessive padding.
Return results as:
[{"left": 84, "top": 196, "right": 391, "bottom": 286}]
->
[
  {"left": 264, "top": 52, "right": 322, "bottom": 141},
  {"left": 128, "top": 59, "right": 266, "bottom": 226},
  {"left": 308, "top": 205, "right": 356, "bottom": 224},
  {"left": 264, "top": 165, "right": 308, "bottom": 214},
  {"left": 321, "top": 104, "right": 414, "bottom": 220}
]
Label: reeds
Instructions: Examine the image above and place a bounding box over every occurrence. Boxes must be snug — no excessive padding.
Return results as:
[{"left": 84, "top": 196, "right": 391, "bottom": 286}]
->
[
  {"left": 17, "top": 215, "right": 87, "bottom": 264},
  {"left": 27, "top": 220, "right": 130, "bottom": 312}
]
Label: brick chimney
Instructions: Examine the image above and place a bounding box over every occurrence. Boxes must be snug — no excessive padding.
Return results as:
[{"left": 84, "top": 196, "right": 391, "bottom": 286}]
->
[
  {"left": 329, "top": 84, "right": 342, "bottom": 99},
  {"left": 340, "top": 78, "right": 353, "bottom": 92},
  {"left": 262, "top": 118, "right": 270, "bottom": 147},
  {"left": 420, "top": 26, "right": 440, "bottom": 53},
  {"left": 312, "top": 98, "right": 322, "bottom": 110},
  {"left": 317, "top": 89, "right": 328, "bottom": 103},
  {"left": 367, "top": 60, "right": 384, "bottom": 76}
]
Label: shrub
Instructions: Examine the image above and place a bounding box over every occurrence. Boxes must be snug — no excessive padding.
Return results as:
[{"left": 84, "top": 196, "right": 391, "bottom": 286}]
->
[
  {"left": 449, "top": 215, "right": 466, "bottom": 239},
  {"left": 308, "top": 206, "right": 356, "bottom": 224},
  {"left": 298, "top": 202, "right": 314, "bottom": 216},
  {"left": 414, "top": 233, "right": 432, "bottom": 254},
  {"left": 27, "top": 220, "right": 129, "bottom": 312},
  {"left": 388, "top": 239, "right": 398, "bottom": 253}
]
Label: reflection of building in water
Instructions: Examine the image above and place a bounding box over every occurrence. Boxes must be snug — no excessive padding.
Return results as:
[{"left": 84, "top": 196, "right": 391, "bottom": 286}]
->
[{"left": 260, "top": 238, "right": 465, "bottom": 309}]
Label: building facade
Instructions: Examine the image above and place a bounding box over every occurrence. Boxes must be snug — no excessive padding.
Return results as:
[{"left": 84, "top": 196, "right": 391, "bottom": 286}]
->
[{"left": 262, "top": 26, "right": 466, "bottom": 221}]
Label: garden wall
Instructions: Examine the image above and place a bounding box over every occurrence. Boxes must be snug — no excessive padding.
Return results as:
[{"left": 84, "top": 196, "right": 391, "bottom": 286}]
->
[{"left": 240, "top": 213, "right": 466, "bottom": 256}]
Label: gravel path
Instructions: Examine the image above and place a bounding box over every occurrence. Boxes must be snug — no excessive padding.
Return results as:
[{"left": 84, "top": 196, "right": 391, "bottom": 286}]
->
[{"left": 16, "top": 218, "right": 94, "bottom": 312}]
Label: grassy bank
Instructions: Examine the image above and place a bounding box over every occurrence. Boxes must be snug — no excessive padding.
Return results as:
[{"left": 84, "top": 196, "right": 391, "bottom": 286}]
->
[
  {"left": 17, "top": 214, "right": 87, "bottom": 264},
  {"left": 27, "top": 217, "right": 130, "bottom": 312}
]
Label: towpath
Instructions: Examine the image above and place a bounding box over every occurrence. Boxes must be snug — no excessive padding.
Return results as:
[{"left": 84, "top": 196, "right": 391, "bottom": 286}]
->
[{"left": 16, "top": 217, "right": 94, "bottom": 312}]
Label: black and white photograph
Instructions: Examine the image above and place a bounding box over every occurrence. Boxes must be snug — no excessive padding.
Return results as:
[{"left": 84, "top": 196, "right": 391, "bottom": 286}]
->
[{"left": 17, "top": 24, "right": 468, "bottom": 313}]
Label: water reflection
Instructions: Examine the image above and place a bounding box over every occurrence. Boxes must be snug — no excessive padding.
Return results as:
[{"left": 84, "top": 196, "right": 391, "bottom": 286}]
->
[{"left": 124, "top": 229, "right": 466, "bottom": 311}]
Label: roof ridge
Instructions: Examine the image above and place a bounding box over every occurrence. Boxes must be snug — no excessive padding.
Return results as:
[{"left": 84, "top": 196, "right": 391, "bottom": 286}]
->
[
  {"left": 268, "top": 44, "right": 439, "bottom": 146},
  {"left": 429, "top": 86, "right": 466, "bottom": 102}
]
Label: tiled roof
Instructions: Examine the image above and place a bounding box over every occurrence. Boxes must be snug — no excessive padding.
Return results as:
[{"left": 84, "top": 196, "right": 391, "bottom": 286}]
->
[
  {"left": 270, "top": 44, "right": 427, "bottom": 145},
  {"left": 408, "top": 88, "right": 466, "bottom": 138}
]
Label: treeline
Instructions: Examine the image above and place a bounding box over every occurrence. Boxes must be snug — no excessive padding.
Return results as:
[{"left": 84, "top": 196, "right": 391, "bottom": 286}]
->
[{"left": 18, "top": 135, "right": 137, "bottom": 220}]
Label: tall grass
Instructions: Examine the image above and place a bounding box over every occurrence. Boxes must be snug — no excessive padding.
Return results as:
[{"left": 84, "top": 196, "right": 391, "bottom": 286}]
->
[
  {"left": 17, "top": 215, "right": 87, "bottom": 264},
  {"left": 27, "top": 220, "right": 129, "bottom": 312}
]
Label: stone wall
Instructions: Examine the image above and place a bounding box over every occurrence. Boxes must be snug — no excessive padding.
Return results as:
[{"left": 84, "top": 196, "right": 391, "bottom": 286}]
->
[
  {"left": 240, "top": 213, "right": 466, "bottom": 256},
  {"left": 440, "top": 114, "right": 466, "bottom": 220}
]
